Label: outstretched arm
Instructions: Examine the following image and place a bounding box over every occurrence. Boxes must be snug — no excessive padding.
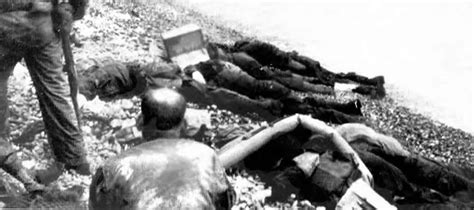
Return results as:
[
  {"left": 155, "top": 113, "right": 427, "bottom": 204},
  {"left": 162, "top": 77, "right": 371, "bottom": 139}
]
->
[{"left": 217, "top": 114, "right": 373, "bottom": 186}]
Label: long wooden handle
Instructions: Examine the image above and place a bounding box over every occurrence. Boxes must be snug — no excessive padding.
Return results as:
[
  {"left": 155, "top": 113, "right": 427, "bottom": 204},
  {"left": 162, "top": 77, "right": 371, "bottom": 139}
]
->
[{"left": 58, "top": 13, "right": 81, "bottom": 129}]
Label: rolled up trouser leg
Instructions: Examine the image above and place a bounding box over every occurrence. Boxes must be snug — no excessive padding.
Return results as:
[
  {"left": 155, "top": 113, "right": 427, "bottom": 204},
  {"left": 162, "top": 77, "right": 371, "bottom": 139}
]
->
[{"left": 24, "top": 38, "right": 87, "bottom": 167}]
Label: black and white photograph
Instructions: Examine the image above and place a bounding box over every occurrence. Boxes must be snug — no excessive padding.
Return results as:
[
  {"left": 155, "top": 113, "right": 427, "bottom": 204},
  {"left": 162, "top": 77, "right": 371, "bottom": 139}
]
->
[{"left": 0, "top": 0, "right": 472, "bottom": 209}]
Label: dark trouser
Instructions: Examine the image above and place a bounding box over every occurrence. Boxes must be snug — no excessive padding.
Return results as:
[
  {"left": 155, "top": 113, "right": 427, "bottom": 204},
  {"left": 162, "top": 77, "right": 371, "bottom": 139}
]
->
[
  {"left": 311, "top": 108, "right": 360, "bottom": 124},
  {"left": 231, "top": 40, "right": 337, "bottom": 86},
  {"left": 213, "top": 65, "right": 292, "bottom": 100},
  {"left": 229, "top": 52, "right": 333, "bottom": 95},
  {"left": 351, "top": 143, "right": 419, "bottom": 197},
  {"left": 353, "top": 84, "right": 386, "bottom": 99},
  {"left": 232, "top": 40, "right": 292, "bottom": 70},
  {"left": 336, "top": 72, "right": 377, "bottom": 86},
  {"left": 79, "top": 60, "right": 357, "bottom": 124},
  {"left": 303, "top": 97, "right": 361, "bottom": 116},
  {"left": 280, "top": 97, "right": 360, "bottom": 124},
  {"left": 336, "top": 73, "right": 386, "bottom": 99},
  {"left": 79, "top": 61, "right": 281, "bottom": 121},
  {"left": 214, "top": 67, "right": 358, "bottom": 123},
  {"left": 352, "top": 145, "right": 454, "bottom": 204},
  {"left": 288, "top": 54, "right": 337, "bottom": 86},
  {"left": 179, "top": 80, "right": 279, "bottom": 121},
  {"left": 275, "top": 76, "right": 334, "bottom": 95},
  {"left": 356, "top": 142, "right": 473, "bottom": 199},
  {"left": 0, "top": 12, "right": 86, "bottom": 167},
  {"left": 373, "top": 150, "right": 474, "bottom": 197}
]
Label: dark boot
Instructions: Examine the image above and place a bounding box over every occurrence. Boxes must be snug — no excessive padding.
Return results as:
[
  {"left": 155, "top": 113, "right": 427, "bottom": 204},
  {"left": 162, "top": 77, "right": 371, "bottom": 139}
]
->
[
  {"left": 35, "top": 163, "right": 64, "bottom": 185},
  {"left": 65, "top": 161, "right": 92, "bottom": 176},
  {"left": 370, "top": 76, "right": 385, "bottom": 86},
  {"left": 2, "top": 153, "right": 45, "bottom": 193},
  {"left": 349, "top": 99, "right": 363, "bottom": 116},
  {"left": 337, "top": 72, "right": 375, "bottom": 85},
  {"left": 352, "top": 85, "right": 386, "bottom": 99},
  {"left": 35, "top": 161, "right": 92, "bottom": 186}
]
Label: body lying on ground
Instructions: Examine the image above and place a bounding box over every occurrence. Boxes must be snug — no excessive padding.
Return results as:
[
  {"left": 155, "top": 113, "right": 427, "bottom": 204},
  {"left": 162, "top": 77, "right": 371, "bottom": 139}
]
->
[
  {"left": 92, "top": 88, "right": 473, "bottom": 209},
  {"left": 90, "top": 88, "right": 374, "bottom": 209},
  {"left": 78, "top": 61, "right": 363, "bottom": 124},
  {"left": 241, "top": 121, "right": 473, "bottom": 206},
  {"left": 206, "top": 43, "right": 334, "bottom": 95},
  {"left": 336, "top": 124, "right": 474, "bottom": 204},
  {"left": 207, "top": 40, "right": 386, "bottom": 99},
  {"left": 183, "top": 59, "right": 330, "bottom": 99}
]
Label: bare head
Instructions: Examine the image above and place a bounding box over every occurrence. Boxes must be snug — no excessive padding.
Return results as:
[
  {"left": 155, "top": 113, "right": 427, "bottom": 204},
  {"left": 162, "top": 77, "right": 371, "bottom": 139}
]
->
[{"left": 141, "top": 88, "right": 187, "bottom": 140}]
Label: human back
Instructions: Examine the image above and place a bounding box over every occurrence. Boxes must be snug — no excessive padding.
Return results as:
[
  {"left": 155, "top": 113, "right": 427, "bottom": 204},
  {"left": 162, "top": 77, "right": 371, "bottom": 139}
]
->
[
  {"left": 89, "top": 139, "right": 232, "bottom": 210},
  {"left": 89, "top": 88, "right": 234, "bottom": 209}
]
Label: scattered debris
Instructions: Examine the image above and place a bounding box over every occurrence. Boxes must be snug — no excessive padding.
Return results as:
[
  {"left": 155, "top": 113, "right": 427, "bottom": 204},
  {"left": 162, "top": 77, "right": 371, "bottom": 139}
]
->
[{"left": 2, "top": 0, "right": 472, "bottom": 208}]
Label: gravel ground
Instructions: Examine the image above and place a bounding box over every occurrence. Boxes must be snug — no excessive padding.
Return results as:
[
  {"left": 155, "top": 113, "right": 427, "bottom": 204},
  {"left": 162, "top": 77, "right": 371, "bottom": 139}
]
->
[{"left": 1, "top": 0, "right": 472, "bottom": 208}]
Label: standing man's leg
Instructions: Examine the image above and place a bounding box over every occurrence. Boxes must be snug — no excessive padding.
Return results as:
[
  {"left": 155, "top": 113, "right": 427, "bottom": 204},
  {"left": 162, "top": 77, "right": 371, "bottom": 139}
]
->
[
  {"left": 25, "top": 38, "right": 89, "bottom": 175},
  {"left": 0, "top": 46, "right": 21, "bottom": 139},
  {"left": 0, "top": 69, "right": 12, "bottom": 138},
  {"left": 0, "top": 45, "right": 45, "bottom": 192}
]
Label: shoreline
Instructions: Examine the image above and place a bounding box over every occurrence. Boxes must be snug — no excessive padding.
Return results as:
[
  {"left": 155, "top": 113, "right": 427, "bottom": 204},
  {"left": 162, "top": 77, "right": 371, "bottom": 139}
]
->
[
  {"left": 180, "top": 0, "right": 473, "bottom": 134},
  {"left": 163, "top": 0, "right": 473, "bottom": 166},
  {"left": 0, "top": 1, "right": 471, "bottom": 208}
]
